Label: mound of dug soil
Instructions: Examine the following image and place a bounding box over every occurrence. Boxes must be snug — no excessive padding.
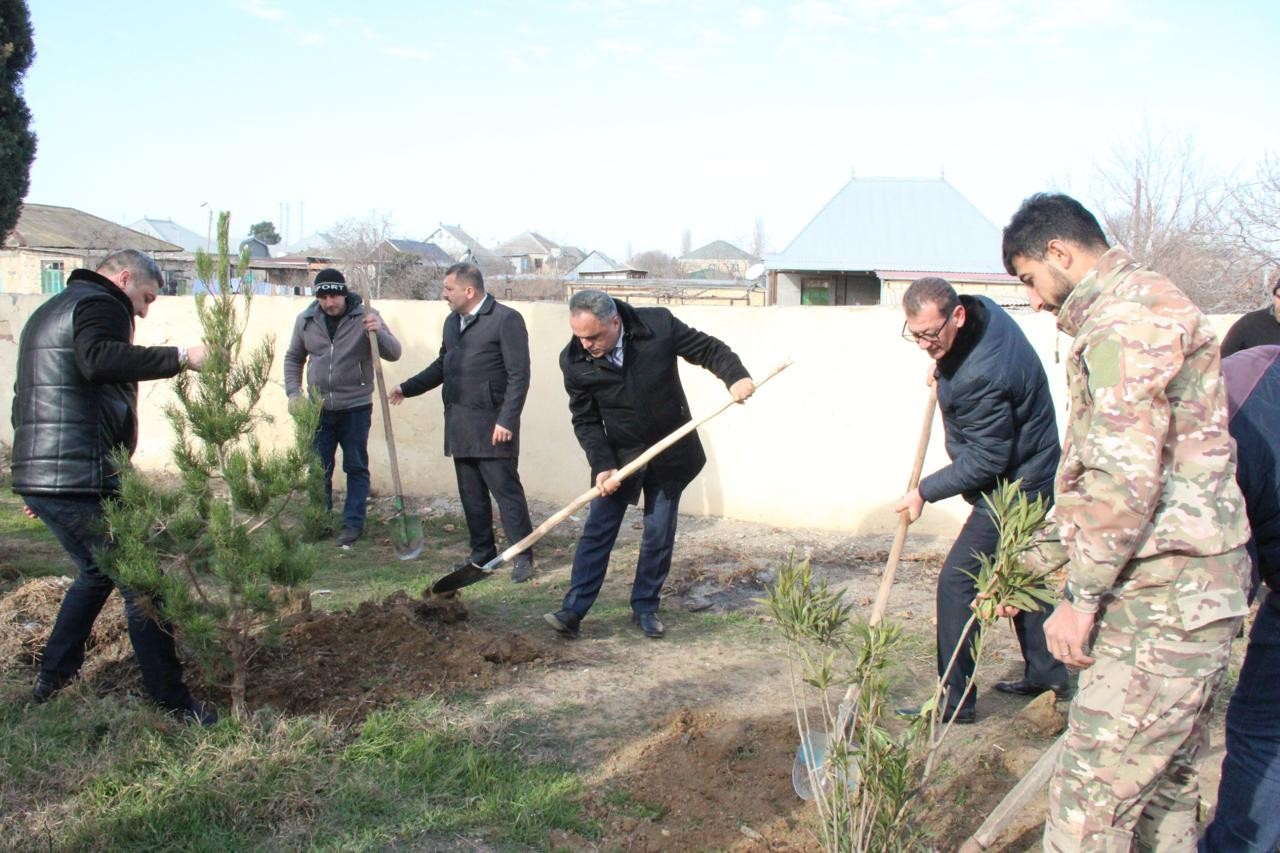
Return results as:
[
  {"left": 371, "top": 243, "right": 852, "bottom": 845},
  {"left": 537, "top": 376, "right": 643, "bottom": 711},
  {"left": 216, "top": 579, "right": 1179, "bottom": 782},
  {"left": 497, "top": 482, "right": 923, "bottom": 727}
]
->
[
  {"left": 246, "top": 590, "right": 554, "bottom": 722},
  {"left": 0, "top": 582, "right": 556, "bottom": 724},
  {"left": 577, "top": 708, "right": 818, "bottom": 851}
]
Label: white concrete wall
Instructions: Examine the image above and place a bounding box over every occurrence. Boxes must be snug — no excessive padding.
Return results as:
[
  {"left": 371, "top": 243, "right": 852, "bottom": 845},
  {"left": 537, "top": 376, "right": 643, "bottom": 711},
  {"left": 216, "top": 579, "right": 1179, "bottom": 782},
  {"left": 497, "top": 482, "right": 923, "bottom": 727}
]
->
[
  {"left": 0, "top": 292, "right": 1242, "bottom": 539},
  {"left": 774, "top": 272, "right": 803, "bottom": 306}
]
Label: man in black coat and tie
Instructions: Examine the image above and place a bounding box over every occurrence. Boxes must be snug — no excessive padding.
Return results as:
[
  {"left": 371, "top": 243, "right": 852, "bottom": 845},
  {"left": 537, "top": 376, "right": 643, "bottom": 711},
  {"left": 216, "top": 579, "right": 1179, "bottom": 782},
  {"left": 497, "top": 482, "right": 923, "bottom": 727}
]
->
[
  {"left": 390, "top": 262, "right": 536, "bottom": 581},
  {"left": 545, "top": 289, "right": 755, "bottom": 640}
]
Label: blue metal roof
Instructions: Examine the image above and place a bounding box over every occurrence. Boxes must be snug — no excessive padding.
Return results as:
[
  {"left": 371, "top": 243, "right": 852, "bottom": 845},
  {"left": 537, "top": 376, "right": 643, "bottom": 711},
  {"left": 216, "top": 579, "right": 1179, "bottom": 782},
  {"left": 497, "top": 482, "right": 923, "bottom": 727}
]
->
[{"left": 767, "top": 177, "right": 1006, "bottom": 274}]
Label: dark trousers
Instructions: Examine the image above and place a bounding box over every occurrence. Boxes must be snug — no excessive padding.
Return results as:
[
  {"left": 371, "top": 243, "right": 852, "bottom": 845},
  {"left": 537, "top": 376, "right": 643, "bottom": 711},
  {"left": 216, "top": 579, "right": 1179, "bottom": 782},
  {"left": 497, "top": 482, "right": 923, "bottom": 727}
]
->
[
  {"left": 26, "top": 494, "right": 192, "bottom": 709},
  {"left": 1200, "top": 596, "right": 1280, "bottom": 852},
  {"left": 936, "top": 503, "right": 1066, "bottom": 713},
  {"left": 454, "top": 456, "right": 534, "bottom": 564},
  {"left": 562, "top": 471, "right": 682, "bottom": 619},
  {"left": 314, "top": 404, "right": 372, "bottom": 530}
]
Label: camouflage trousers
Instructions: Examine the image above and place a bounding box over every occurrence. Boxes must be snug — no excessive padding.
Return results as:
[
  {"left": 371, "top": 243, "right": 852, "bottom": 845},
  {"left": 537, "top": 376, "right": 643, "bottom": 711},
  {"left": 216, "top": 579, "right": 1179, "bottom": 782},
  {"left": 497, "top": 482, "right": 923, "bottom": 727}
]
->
[
  {"left": 1044, "top": 551, "right": 1249, "bottom": 852},
  {"left": 1043, "top": 652, "right": 1227, "bottom": 851}
]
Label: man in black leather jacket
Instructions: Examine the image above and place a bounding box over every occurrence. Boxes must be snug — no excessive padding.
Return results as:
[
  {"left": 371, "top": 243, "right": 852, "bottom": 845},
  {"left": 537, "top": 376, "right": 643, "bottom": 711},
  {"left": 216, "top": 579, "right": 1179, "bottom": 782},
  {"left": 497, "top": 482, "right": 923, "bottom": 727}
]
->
[
  {"left": 895, "top": 276, "right": 1067, "bottom": 723},
  {"left": 11, "top": 250, "right": 215, "bottom": 723}
]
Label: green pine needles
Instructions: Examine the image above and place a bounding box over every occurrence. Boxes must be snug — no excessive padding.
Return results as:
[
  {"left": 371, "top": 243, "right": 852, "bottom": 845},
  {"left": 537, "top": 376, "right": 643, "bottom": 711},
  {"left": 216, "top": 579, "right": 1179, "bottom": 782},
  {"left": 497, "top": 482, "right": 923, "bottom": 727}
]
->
[{"left": 102, "top": 212, "right": 321, "bottom": 719}]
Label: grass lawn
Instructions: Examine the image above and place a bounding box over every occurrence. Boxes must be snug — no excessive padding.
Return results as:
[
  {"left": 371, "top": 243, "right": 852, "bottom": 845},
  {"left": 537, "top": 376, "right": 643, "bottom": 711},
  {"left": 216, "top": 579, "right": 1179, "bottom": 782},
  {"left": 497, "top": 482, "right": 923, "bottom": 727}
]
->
[{"left": 0, "top": 484, "right": 599, "bottom": 850}]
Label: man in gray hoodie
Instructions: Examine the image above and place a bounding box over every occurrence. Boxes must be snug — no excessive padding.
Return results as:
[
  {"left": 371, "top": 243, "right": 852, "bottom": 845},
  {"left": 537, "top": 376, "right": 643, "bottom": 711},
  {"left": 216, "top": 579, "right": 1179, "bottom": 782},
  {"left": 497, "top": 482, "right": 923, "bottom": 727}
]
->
[{"left": 284, "top": 269, "right": 402, "bottom": 545}]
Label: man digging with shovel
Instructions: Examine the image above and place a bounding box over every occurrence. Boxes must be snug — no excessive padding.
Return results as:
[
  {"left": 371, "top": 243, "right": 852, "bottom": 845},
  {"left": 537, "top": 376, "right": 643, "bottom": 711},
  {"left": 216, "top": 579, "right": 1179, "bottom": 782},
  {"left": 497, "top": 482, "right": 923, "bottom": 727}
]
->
[
  {"left": 544, "top": 290, "right": 755, "bottom": 640},
  {"left": 895, "top": 276, "right": 1067, "bottom": 724}
]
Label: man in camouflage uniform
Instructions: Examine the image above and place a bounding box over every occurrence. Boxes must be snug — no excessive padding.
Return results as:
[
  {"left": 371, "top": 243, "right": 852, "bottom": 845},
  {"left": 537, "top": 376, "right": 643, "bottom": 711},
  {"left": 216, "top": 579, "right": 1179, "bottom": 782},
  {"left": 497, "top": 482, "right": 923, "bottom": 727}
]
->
[{"left": 1002, "top": 193, "right": 1251, "bottom": 852}]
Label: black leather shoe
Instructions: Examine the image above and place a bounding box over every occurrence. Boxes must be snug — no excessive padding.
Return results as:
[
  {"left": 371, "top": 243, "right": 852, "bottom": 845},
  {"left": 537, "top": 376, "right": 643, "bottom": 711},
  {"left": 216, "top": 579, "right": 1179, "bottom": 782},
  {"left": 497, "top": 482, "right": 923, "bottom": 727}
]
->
[
  {"left": 895, "top": 705, "right": 976, "bottom": 724},
  {"left": 544, "top": 609, "right": 580, "bottom": 639},
  {"left": 511, "top": 554, "right": 535, "bottom": 583},
  {"left": 632, "top": 611, "right": 665, "bottom": 639},
  {"left": 32, "top": 673, "right": 69, "bottom": 703},
  {"left": 164, "top": 696, "right": 219, "bottom": 726},
  {"left": 336, "top": 526, "right": 362, "bottom": 546},
  {"left": 994, "top": 679, "right": 1072, "bottom": 700}
]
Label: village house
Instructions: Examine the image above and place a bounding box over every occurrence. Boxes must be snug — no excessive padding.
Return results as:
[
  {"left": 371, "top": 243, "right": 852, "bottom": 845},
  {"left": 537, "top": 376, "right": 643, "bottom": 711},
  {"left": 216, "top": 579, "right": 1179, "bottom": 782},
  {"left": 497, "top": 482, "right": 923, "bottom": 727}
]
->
[
  {"left": 678, "top": 240, "right": 756, "bottom": 279},
  {"left": 765, "top": 177, "right": 1021, "bottom": 307},
  {"left": 2, "top": 204, "right": 180, "bottom": 295},
  {"left": 564, "top": 250, "right": 646, "bottom": 281},
  {"left": 424, "top": 224, "right": 513, "bottom": 278}
]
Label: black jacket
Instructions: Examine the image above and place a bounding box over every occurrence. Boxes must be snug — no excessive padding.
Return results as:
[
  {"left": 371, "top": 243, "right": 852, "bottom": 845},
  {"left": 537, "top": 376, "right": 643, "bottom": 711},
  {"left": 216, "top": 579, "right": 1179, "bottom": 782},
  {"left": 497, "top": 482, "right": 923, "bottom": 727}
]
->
[
  {"left": 1220, "top": 305, "right": 1280, "bottom": 358},
  {"left": 1222, "top": 345, "right": 1280, "bottom": 608},
  {"left": 919, "top": 295, "right": 1060, "bottom": 505},
  {"left": 560, "top": 302, "right": 750, "bottom": 504},
  {"left": 399, "top": 296, "right": 531, "bottom": 459},
  {"left": 11, "top": 269, "right": 180, "bottom": 496}
]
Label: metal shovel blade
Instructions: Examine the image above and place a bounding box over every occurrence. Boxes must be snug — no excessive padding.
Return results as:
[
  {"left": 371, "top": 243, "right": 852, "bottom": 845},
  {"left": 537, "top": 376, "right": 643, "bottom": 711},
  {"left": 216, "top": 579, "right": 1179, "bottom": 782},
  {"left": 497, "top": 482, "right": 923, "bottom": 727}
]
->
[
  {"left": 792, "top": 732, "right": 861, "bottom": 801},
  {"left": 430, "top": 561, "right": 491, "bottom": 594},
  {"left": 389, "top": 499, "right": 425, "bottom": 561}
]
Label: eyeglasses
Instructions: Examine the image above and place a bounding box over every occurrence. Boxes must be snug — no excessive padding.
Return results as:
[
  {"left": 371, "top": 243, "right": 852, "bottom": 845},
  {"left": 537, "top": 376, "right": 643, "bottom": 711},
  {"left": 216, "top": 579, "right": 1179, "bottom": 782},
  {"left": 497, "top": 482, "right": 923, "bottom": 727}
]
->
[{"left": 901, "top": 310, "right": 953, "bottom": 343}]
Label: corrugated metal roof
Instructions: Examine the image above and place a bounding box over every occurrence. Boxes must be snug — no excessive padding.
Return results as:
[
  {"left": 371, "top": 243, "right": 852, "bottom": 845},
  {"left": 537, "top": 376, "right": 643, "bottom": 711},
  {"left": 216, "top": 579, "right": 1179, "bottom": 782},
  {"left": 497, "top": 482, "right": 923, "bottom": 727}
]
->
[
  {"left": 680, "top": 239, "right": 753, "bottom": 261},
  {"left": 386, "top": 238, "right": 453, "bottom": 264},
  {"left": 6, "top": 204, "right": 181, "bottom": 252},
  {"left": 766, "top": 177, "right": 1006, "bottom": 275},
  {"left": 566, "top": 250, "right": 622, "bottom": 279},
  {"left": 128, "top": 218, "right": 212, "bottom": 253}
]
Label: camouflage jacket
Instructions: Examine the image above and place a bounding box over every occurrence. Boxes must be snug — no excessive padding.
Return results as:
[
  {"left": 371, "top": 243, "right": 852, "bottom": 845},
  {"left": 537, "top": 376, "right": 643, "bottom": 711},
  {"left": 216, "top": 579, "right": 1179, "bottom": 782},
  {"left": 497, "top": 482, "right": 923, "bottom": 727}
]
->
[{"left": 1038, "top": 246, "right": 1250, "bottom": 614}]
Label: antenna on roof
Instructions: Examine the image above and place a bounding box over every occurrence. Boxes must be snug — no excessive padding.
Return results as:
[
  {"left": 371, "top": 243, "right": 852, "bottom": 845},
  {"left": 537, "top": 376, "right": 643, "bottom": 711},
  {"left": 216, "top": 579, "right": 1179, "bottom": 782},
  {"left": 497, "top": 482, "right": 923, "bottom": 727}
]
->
[
  {"left": 940, "top": 165, "right": 946, "bottom": 180},
  {"left": 850, "top": 165, "right": 856, "bottom": 178}
]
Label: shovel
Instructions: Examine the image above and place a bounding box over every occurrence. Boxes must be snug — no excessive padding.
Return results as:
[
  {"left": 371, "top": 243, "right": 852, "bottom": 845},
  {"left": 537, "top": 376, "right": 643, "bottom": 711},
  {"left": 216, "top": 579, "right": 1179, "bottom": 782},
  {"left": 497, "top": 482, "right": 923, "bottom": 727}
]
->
[
  {"left": 431, "top": 359, "right": 794, "bottom": 595},
  {"left": 364, "top": 288, "right": 425, "bottom": 561},
  {"left": 792, "top": 386, "right": 937, "bottom": 800}
]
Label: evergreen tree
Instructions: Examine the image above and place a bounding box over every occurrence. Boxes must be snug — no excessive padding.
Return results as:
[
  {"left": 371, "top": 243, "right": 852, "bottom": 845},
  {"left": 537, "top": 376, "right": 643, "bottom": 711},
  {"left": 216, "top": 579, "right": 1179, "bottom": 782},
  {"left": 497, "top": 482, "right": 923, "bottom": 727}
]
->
[
  {"left": 103, "top": 213, "right": 321, "bottom": 718},
  {"left": 0, "top": 0, "right": 37, "bottom": 236}
]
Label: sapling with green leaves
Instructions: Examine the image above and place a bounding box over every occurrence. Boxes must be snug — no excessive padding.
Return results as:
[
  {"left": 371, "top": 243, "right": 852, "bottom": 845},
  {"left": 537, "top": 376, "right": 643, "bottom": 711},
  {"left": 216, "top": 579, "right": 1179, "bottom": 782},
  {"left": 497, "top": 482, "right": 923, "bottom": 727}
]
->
[
  {"left": 765, "top": 479, "right": 1058, "bottom": 850},
  {"left": 102, "top": 212, "right": 321, "bottom": 719},
  {"left": 919, "top": 478, "right": 1055, "bottom": 777}
]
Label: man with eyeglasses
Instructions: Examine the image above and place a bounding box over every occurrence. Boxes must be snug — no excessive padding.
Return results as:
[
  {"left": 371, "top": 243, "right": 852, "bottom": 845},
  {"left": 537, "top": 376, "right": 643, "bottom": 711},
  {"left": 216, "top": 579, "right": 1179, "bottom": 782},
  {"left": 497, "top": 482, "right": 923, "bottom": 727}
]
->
[{"left": 894, "top": 277, "right": 1067, "bottom": 724}]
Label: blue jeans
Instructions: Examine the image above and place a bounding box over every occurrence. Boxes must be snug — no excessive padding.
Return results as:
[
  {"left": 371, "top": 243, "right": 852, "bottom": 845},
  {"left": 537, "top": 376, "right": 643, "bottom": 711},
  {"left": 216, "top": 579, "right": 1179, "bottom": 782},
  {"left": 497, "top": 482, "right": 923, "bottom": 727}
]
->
[
  {"left": 314, "top": 404, "right": 372, "bottom": 530},
  {"left": 561, "top": 471, "right": 682, "bottom": 619},
  {"left": 26, "top": 494, "right": 192, "bottom": 709},
  {"left": 1200, "top": 596, "right": 1280, "bottom": 852}
]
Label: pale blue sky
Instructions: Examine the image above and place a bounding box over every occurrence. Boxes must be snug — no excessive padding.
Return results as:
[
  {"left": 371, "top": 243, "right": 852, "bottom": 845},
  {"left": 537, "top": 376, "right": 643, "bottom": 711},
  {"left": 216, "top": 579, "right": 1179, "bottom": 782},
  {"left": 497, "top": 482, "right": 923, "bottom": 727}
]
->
[{"left": 22, "top": 0, "right": 1280, "bottom": 260}]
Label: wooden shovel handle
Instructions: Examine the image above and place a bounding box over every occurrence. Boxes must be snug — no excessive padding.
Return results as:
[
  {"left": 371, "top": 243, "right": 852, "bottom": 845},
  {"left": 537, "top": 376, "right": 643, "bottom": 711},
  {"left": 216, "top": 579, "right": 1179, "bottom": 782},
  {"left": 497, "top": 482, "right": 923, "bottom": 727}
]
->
[
  {"left": 871, "top": 386, "right": 938, "bottom": 626},
  {"left": 830, "top": 387, "right": 938, "bottom": 729},
  {"left": 361, "top": 289, "right": 405, "bottom": 498},
  {"left": 486, "top": 358, "right": 794, "bottom": 569}
]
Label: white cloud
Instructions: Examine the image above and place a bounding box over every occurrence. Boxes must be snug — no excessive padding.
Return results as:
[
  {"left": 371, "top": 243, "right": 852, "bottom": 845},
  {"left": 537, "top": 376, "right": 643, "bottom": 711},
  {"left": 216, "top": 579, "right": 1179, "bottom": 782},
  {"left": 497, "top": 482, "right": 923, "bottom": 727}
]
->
[
  {"left": 242, "top": 0, "right": 285, "bottom": 21},
  {"left": 383, "top": 46, "right": 433, "bottom": 61},
  {"left": 299, "top": 32, "right": 323, "bottom": 46}
]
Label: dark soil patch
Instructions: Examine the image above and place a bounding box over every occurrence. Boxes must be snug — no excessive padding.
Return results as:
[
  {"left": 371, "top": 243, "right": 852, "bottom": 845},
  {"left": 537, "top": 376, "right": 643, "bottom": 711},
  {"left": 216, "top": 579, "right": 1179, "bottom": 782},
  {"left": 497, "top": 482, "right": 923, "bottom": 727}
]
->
[
  {"left": 1, "top": 582, "right": 558, "bottom": 724},
  {"left": 584, "top": 708, "right": 818, "bottom": 852},
  {"left": 245, "top": 590, "right": 554, "bottom": 723}
]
